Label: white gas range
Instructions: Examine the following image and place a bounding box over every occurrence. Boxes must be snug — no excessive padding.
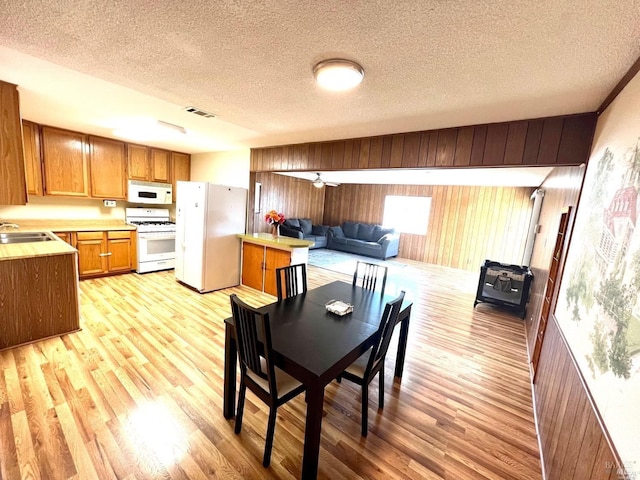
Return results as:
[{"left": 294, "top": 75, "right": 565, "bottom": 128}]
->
[{"left": 126, "top": 208, "right": 176, "bottom": 273}]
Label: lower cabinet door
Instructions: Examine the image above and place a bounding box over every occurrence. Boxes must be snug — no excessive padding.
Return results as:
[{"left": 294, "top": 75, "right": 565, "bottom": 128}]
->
[
  {"left": 76, "top": 232, "right": 107, "bottom": 277},
  {"left": 107, "top": 231, "right": 133, "bottom": 272},
  {"left": 263, "top": 247, "right": 291, "bottom": 296},
  {"left": 241, "top": 242, "right": 265, "bottom": 291}
]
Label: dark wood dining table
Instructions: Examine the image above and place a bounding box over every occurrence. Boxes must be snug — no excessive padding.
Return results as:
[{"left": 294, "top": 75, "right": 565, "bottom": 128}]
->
[{"left": 223, "top": 280, "right": 412, "bottom": 479}]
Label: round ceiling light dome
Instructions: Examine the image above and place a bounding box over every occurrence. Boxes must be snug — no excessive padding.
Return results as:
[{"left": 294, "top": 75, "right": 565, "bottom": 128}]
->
[{"left": 313, "top": 59, "right": 364, "bottom": 91}]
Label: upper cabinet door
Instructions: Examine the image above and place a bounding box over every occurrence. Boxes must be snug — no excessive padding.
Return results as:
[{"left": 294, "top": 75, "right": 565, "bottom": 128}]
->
[
  {"left": 42, "top": 126, "right": 89, "bottom": 197},
  {"left": 171, "top": 152, "right": 190, "bottom": 201},
  {"left": 0, "top": 81, "right": 27, "bottom": 205},
  {"left": 22, "top": 120, "right": 43, "bottom": 196},
  {"left": 150, "top": 148, "right": 171, "bottom": 183},
  {"left": 89, "top": 136, "right": 127, "bottom": 199},
  {"left": 128, "top": 144, "right": 150, "bottom": 181}
]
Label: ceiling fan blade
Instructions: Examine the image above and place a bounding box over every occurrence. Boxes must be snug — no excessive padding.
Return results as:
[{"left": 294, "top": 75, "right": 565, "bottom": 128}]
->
[{"left": 325, "top": 182, "right": 340, "bottom": 187}]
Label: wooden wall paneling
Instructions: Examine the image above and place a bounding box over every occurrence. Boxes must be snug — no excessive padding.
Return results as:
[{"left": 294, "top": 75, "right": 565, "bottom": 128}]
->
[
  {"left": 452, "top": 187, "right": 471, "bottom": 269},
  {"left": 470, "top": 126, "right": 487, "bottom": 166},
  {"left": 522, "top": 119, "right": 544, "bottom": 165},
  {"left": 557, "top": 114, "right": 597, "bottom": 165},
  {"left": 380, "top": 136, "right": 392, "bottom": 168},
  {"left": 390, "top": 134, "right": 404, "bottom": 167},
  {"left": 350, "top": 140, "right": 361, "bottom": 170},
  {"left": 454, "top": 127, "right": 473, "bottom": 166},
  {"left": 417, "top": 132, "right": 430, "bottom": 167},
  {"left": 504, "top": 121, "right": 528, "bottom": 165},
  {"left": 357, "top": 138, "right": 370, "bottom": 169},
  {"left": 537, "top": 117, "right": 564, "bottom": 164},
  {"left": 320, "top": 142, "right": 333, "bottom": 170},
  {"left": 426, "top": 131, "right": 438, "bottom": 167},
  {"left": 435, "top": 129, "right": 458, "bottom": 167},
  {"left": 401, "top": 132, "right": 420, "bottom": 167},
  {"left": 534, "top": 316, "right": 621, "bottom": 480},
  {"left": 367, "top": 137, "right": 382, "bottom": 168},
  {"left": 342, "top": 139, "right": 353, "bottom": 169},
  {"left": 483, "top": 124, "right": 509, "bottom": 165},
  {"left": 331, "top": 141, "right": 345, "bottom": 169}
]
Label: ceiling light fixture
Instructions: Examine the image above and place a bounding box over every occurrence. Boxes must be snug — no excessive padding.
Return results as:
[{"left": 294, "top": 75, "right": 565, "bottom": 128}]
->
[{"left": 313, "top": 59, "right": 364, "bottom": 91}]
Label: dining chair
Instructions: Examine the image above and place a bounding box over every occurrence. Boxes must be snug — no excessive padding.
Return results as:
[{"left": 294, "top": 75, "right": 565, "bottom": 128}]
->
[
  {"left": 276, "top": 263, "right": 307, "bottom": 301},
  {"left": 339, "top": 290, "right": 405, "bottom": 436},
  {"left": 230, "top": 294, "right": 306, "bottom": 467},
  {"left": 353, "top": 260, "right": 388, "bottom": 292}
]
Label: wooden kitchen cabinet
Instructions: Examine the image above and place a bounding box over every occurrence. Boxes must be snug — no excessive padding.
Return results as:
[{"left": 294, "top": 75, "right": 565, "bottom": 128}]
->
[
  {"left": 22, "top": 120, "right": 43, "bottom": 196},
  {"left": 0, "top": 80, "right": 27, "bottom": 205},
  {"left": 53, "top": 231, "right": 75, "bottom": 246},
  {"left": 76, "top": 230, "right": 134, "bottom": 278},
  {"left": 240, "top": 240, "right": 298, "bottom": 296},
  {"left": 171, "top": 151, "right": 191, "bottom": 201},
  {"left": 41, "top": 126, "right": 89, "bottom": 197},
  {"left": 150, "top": 148, "right": 171, "bottom": 183},
  {"left": 128, "top": 144, "right": 150, "bottom": 181},
  {"left": 89, "top": 136, "right": 127, "bottom": 199}
]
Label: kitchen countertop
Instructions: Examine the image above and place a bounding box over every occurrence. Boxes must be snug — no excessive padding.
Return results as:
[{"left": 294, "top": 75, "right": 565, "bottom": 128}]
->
[
  {"left": 237, "top": 233, "right": 315, "bottom": 249},
  {"left": 0, "top": 219, "right": 134, "bottom": 261}
]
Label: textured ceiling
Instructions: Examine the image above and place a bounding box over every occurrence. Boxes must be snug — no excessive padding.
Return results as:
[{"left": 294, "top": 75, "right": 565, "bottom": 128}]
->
[{"left": 0, "top": 1, "right": 639, "bottom": 153}]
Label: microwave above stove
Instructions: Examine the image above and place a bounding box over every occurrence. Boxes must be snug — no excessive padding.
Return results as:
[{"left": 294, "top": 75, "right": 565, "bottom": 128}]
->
[{"left": 128, "top": 180, "right": 172, "bottom": 204}]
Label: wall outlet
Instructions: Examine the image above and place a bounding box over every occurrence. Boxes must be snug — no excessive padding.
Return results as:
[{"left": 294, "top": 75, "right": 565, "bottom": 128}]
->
[{"left": 103, "top": 200, "right": 116, "bottom": 207}]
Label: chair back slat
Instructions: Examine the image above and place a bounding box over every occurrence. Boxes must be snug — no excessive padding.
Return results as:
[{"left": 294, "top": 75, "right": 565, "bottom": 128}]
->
[
  {"left": 353, "top": 261, "right": 388, "bottom": 292},
  {"left": 276, "top": 264, "right": 308, "bottom": 301},
  {"left": 230, "top": 294, "right": 277, "bottom": 393},
  {"left": 366, "top": 291, "right": 405, "bottom": 374}
]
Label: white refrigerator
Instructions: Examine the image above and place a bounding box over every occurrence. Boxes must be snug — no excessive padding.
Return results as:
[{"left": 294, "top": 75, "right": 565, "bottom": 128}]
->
[{"left": 175, "top": 181, "right": 247, "bottom": 293}]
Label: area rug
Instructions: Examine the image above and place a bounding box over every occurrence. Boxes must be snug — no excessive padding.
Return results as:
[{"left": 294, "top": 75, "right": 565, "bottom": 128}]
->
[{"left": 308, "top": 249, "right": 407, "bottom": 277}]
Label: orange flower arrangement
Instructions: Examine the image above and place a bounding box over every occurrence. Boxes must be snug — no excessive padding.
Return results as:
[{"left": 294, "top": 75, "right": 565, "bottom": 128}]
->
[{"left": 264, "top": 210, "right": 286, "bottom": 226}]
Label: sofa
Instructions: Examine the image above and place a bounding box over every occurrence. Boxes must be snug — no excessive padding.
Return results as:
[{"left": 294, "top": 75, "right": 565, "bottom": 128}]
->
[
  {"left": 327, "top": 221, "right": 400, "bottom": 259},
  {"left": 279, "top": 218, "right": 329, "bottom": 249}
]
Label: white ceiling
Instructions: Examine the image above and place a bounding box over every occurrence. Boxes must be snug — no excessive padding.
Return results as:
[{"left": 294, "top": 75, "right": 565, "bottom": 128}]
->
[
  {"left": 0, "top": 1, "right": 639, "bottom": 154},
  {"left": 275, "top": 167, "right": 554, "bottom": 187}
]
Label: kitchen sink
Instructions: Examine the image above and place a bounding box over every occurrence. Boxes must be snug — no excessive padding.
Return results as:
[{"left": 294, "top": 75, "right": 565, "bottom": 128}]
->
[{"left": 0, "top": 232, "right": 56, "bottom": 244}]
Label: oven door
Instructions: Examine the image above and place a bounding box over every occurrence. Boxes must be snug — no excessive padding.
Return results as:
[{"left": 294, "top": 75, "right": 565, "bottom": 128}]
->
[{"left": 138, "top": 233, "right": 176, "bottom": 262}]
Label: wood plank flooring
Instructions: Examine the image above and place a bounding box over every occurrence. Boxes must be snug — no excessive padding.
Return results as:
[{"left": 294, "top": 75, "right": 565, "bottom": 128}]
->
[{"left": 0, "top": 260, "right": 542, "bottom": 479}]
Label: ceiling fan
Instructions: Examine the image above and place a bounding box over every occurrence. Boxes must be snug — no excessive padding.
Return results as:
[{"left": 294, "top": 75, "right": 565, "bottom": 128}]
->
[{"left": 311, "top": 172, "right": 340, "bottom": 188}]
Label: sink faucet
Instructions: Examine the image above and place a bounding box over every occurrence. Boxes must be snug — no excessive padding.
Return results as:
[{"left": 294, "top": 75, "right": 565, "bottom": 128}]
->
[{"left": 0, "top": 222, "right": 20, "bottom": 229}]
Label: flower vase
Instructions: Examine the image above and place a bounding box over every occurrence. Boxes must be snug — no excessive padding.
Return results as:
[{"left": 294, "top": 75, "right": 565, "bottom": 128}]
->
[{"left": 271, "top": 224, "right": 280, "bottom": 238}]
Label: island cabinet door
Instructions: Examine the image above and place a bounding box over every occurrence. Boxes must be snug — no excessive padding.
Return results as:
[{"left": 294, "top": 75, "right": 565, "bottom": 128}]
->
[
  {"left": 263, "top": 247, "right": 291, "bottom": 296},
  {"left": 76, "top": 232, "right": 107, "bottom": 276},
  {"left": 241, "top": 242, "right": 265, "bottom": 291}
]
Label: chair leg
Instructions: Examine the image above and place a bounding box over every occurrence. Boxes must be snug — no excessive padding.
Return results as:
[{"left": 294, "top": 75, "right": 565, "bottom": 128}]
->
[
  {"left": 235, "top": 382, "right": 246, "bottom": 434},
  {"left": 263, "top": 407, "right": 278, "bottom": 467},
  {"left": 336, "top": 374, "right": 342, "bottom": 383},
  {"left": 361, "top": 384, "right": 369, "bottom": 436},
  {"left": 378, "top": 364, "right": 385, "bottom": 409}
]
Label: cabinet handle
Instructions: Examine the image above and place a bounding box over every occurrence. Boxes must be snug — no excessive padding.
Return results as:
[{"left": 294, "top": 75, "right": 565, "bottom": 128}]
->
[{"left": 99, "top": 252, "right": 113, "bottom": 257}]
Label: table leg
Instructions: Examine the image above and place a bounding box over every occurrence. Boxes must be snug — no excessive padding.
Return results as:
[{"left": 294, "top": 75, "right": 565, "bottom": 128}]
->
[
  {"left": 394, "top": 305, "right": 411, "bottom": 378},
  {"left": 301, "top": 383, "right": 325, "bottom": 480},
  {"left": 223, "top": 323, "right": 237, "bottom": 419}
]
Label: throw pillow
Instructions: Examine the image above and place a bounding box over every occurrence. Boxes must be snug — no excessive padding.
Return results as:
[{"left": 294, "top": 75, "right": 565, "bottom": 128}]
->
[
  {"left": 311, "top": 224, "right": 329, "bottom": 236},
  {"left": 285, "top": 218, "right": 302, "bottom": 231},
  {"left": 299, "top": 218, "right": 313, "bottom": 235},
  {"left": 357, "top": 223, "right": 376, "bottom": 241},
  {"left": 342, "top": 221, "right": 359, "bottom": 239},
  {"left": 329, "top": 226, "right": 345, "bottom": 238},
  {"left": 372, "top": 225, "right": 395, "bottom": 242}
]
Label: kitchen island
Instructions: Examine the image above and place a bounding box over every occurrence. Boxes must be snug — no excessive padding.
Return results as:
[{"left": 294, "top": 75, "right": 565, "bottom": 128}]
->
[
  {"left": 0, "top": 229, "right": 80, "bottom": 351},
  {"left": 237, "top": 233, "right": 314, "bottom": 296}
]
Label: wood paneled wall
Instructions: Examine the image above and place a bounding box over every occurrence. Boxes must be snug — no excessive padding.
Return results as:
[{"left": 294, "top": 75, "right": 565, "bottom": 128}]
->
[
  {"left": 248, "top": 172, "right": 325, "bottom": 233},
  {"left": 323, "top": 184, "right": 534, "bottom": 271},
  {"left": 535, "top": 316, "right": 622, "bottom": 480},
  {"left": 525, "top": 166, "right": 585, "bottom": 347},
  {"left": 250, "top": 113, "right": 597, "bottom": 172}
]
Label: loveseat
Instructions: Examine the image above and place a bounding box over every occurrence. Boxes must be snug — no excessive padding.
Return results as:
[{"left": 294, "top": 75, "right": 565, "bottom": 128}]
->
[
  {"left": 327, "top": 221, "right": 399, "bottom": 259},
  {"left": 280, "top": 218, "right": 328, "bottom": 249}
]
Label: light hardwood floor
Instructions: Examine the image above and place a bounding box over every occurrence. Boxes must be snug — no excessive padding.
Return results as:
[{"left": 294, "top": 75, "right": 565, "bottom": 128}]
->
[{"left": 0, "top": 260, "right": 542, "bottom": 479}]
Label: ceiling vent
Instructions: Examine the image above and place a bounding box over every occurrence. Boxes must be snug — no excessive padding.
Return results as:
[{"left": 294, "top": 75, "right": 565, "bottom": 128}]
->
[{"left": 184, "top": 106, "right": 216, "bottom": 118}]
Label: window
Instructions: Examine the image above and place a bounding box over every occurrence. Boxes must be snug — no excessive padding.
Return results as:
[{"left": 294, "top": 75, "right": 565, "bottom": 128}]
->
[{"left": 382, "top": 195, "right": 431, "bottom": 235}]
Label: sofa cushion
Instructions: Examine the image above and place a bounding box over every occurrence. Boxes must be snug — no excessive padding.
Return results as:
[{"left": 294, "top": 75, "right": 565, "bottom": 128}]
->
[
  {"left": 299, "top": 218, "right": 313, "bottom": 235},
  {"left": 345, "top": 238, "right": 366, "bottom": 247},
  {"left": 372, "top": 225, "right": 395, "bottom": 242},
  {"left": 360, "top": 241, "right": 382, "bottom": 251},
  {"left": 311, "top": 224, "right": 329, "bottom": 236},
  {"left": 332, "top": 237, "right": 348, "bottom": 246},
  {"left": 285, "top": 218, "right": 301, "bottom": 231},
  {"left": 342, "top": 221, "right": 359, "bottom": 239},
  {"left": 329, "top": 226, "right": 345, "bottom": 238},
  {"left": 357, "top": 223, "right": 376, "bottom": 241}
]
